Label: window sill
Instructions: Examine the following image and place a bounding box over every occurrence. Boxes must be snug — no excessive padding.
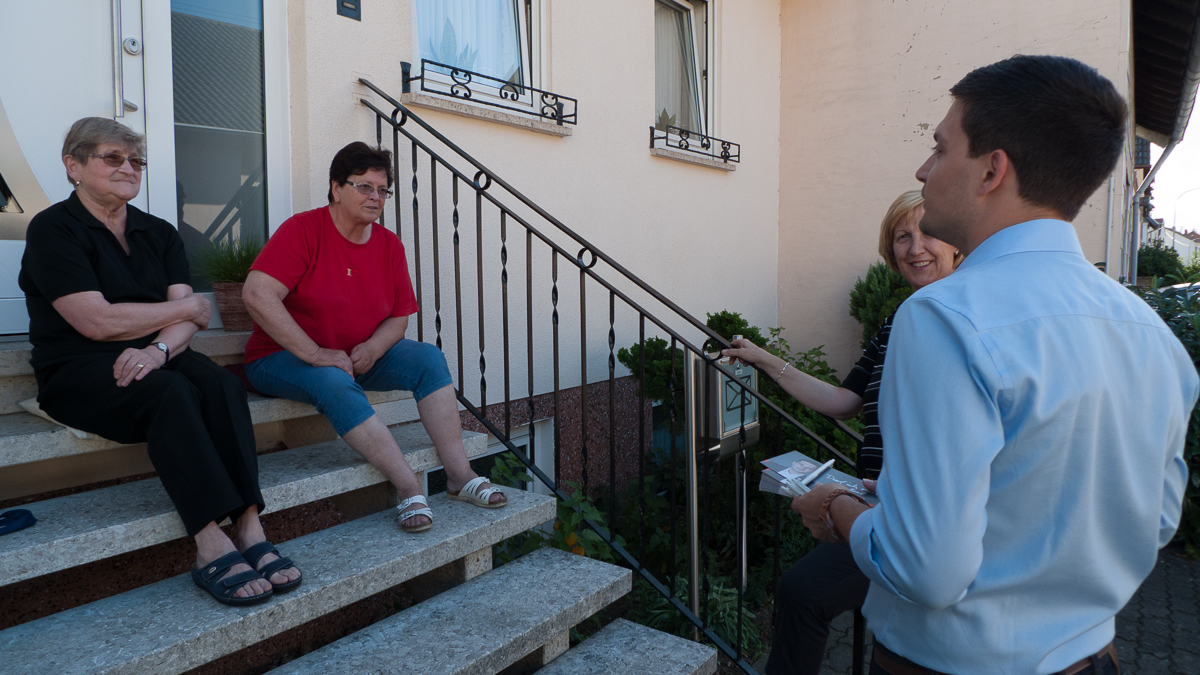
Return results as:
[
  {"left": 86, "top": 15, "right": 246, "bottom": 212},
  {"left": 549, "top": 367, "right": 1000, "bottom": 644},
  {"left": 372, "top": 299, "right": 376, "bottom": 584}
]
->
[
  {"left": 650, "top": 147, "right": 736, "bottom": 172},
  {"left": 399, "top": 93, "right": 572, "bottom": 138}
]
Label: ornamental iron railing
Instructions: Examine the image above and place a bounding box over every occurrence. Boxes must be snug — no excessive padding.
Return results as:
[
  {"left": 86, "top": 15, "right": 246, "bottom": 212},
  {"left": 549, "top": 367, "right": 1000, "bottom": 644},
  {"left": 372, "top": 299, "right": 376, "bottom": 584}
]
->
[
  {"left": 650, "top": 124, "right": 741, "bottom": 163},
  {"left": 402, "top": 60, "right": 578, "bottom": 126},
  {"left": 358, "top": 79, "right": 861, "bottom": 674}
]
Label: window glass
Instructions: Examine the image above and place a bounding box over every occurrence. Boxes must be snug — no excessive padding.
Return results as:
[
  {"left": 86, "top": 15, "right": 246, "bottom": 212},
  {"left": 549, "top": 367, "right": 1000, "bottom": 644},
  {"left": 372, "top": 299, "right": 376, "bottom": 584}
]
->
[
  {"left": 655, "top": 0, "right": 702, "bottom": 134},
  {"left": 417, "top": 0, "right": 524, "bottom": 85},
  {"left": 171, "top": 0, "right": 266, "bottom": 290}
]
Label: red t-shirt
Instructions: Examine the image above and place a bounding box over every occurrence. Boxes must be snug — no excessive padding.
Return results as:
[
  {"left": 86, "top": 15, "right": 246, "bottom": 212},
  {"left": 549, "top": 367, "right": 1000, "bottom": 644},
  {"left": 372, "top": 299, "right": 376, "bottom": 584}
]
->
[{"left": 244, "top": 207, "right": 419, "bottom": 363}]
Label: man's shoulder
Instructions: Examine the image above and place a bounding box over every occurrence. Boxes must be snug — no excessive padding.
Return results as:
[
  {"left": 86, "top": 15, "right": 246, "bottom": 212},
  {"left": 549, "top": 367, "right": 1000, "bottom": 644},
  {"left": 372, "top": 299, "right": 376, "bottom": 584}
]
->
[{"left": 913, "top": 252, "right": 1158, "bottom": 332}]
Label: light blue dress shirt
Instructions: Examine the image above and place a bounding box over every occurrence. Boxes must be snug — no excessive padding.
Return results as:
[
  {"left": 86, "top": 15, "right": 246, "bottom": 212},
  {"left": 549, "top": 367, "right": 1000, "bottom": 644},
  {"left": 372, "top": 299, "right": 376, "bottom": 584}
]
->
[{"left": 849, "top": 220, "right": 1198, "bottom": 674}]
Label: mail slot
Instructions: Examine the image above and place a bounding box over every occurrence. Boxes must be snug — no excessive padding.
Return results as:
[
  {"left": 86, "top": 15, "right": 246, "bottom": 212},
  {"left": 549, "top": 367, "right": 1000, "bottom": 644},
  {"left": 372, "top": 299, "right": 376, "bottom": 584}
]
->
[{"left": 692, "top": 347, "right": 760, "bottom": 460}]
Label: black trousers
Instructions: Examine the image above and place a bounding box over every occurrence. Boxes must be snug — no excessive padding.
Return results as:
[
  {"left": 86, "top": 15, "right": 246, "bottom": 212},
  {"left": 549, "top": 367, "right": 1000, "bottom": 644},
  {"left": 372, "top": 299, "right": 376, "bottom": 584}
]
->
[
  {"left": 766, "top": 542, "right": 871, "bottom": 675},
  {"left": 37, "top": 349, "right": 263, "bottom": 537}
]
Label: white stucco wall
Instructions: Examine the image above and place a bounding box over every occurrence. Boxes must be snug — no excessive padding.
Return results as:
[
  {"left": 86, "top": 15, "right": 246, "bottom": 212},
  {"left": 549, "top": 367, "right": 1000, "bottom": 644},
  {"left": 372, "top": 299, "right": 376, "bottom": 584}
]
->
[
  {"left": 285, "top": 0, "right": 782, "bottom": 394},
  {"left": 778, "top": 0, "right": 1132, "bottom": 376}
]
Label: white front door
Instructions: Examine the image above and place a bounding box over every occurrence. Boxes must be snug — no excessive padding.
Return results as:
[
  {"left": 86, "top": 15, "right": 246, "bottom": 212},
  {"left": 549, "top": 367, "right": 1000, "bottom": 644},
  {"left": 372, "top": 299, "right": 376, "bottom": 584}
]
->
[
  {"left": 0, "top": 0, "right": 165, "bottom": 334},
  {"left": 0, "top": 1, "right": 289, "bottom": 335}
]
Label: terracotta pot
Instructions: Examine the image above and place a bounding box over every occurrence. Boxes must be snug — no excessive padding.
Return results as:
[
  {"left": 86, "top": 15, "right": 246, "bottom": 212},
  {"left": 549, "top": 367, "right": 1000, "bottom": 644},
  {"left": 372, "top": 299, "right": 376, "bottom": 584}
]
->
[{"left": 211, "top": 282, "right": 253, "bottom": 332}]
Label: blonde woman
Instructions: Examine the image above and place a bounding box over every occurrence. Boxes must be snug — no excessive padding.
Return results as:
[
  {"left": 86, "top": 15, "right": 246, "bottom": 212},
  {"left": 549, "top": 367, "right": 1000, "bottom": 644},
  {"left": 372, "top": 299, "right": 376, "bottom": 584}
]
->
[{"left": 723, "top": 190, "right": 960, "bottom": 675}]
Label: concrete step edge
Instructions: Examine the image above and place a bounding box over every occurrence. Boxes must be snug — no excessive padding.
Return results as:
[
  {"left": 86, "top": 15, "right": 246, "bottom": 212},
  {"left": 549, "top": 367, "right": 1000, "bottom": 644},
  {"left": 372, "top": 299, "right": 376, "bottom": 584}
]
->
[
  {"left": 538, "top": 618, "right": 719, "bottom": 675},
  {"left": 0, "top": 489, "right": 557, "bottom": 675},
  {"left": 268, "top": 547, "right": 633, "bottom": 675},
  {"left": 0, "top": 427, "right": 487, "bottom": 586},
  {"left": 0, "top": 388, "right": 412, "bottom": 469}
]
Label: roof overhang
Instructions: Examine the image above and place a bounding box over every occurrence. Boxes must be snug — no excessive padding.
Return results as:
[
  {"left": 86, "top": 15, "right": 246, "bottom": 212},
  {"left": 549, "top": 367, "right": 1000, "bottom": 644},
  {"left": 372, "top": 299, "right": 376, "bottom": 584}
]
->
[{"left": 1134, "top": 0, "right": 1200, "bottom": 146}]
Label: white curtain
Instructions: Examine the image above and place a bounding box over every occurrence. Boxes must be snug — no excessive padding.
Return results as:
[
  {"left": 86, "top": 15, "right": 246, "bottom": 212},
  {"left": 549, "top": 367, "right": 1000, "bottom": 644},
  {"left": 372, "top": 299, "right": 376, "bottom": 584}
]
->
[
  {"left": 655, "top": 1, "right": 701, "bottom": 133},
  {"left": 417, "top": 0, "right": 523, "bottom": 83}
]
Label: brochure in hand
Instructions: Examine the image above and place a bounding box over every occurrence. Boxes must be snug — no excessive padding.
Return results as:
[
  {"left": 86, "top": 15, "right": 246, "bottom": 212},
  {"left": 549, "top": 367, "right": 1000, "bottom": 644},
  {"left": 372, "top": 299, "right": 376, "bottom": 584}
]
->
[{"left": 759, "top": 451, "right": 878, "bottom": 506}]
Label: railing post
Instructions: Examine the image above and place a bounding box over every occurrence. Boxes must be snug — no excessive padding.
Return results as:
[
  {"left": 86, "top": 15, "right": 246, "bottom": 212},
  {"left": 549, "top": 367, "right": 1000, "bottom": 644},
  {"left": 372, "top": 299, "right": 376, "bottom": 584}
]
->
[
  {"left": 684, "top": 349, "right": 701, "bottom": 639},
  {"left": 401, "top": 61, "right": 412, "bottom": 94}
]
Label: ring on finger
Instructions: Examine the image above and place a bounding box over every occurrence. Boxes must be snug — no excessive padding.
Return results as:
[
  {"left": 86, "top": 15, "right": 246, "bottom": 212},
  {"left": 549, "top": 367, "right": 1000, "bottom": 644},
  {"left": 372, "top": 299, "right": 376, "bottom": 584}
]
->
[{"left": 136, "top": 364, "right": 145, "bottom": 369}]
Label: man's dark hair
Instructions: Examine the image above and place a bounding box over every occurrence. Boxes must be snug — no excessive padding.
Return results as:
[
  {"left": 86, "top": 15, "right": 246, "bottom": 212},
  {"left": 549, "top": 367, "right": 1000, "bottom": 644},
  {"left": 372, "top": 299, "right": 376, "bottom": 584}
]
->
[
  {"left": 949, "top": 55, "right": 1127, "bottom": 220},
  {"left": 327, "top": 142, "right": 393, "bottom": 202}
]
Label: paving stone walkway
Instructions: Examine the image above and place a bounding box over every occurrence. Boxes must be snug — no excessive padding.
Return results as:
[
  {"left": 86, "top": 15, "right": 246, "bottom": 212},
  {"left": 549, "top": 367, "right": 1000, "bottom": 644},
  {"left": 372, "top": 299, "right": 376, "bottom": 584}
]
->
[{"left": 757, "top": 546, "right": 1200, "bottom": 674}]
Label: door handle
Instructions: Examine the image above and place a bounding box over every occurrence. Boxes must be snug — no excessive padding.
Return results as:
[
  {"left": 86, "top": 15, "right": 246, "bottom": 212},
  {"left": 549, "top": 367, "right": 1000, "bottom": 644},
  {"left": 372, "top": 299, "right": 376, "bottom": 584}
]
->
[{"left": 112, "top": 0, "right": 124, "bottom": 118}]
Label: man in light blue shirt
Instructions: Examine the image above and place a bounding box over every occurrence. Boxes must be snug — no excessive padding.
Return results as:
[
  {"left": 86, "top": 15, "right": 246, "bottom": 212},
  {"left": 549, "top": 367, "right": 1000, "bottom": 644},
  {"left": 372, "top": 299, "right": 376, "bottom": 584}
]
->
[{"left": 794, "top": 55, "right": 1198, "bottom": 674}]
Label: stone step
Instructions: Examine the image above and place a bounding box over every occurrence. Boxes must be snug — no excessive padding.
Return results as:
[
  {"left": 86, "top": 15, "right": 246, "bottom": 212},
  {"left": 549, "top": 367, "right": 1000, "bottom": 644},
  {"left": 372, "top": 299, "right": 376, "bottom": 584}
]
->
[
  {"left": 538, "top": 619, "right": 718, "bottom": 675},
  {"left": 0, "top": 388, "right": 411, "bottom": 469},
  {"left": 0, "top": 489, "right": 556, "bottom": 675},
  {"left": 0, "top": 330, "right": 252, "bottom": 414},
  {"left": 269, "top": 547, "right": 633, "bottom": 675},
  {"left": 0, "top": 425, "right": 485, "bottom": 586}
]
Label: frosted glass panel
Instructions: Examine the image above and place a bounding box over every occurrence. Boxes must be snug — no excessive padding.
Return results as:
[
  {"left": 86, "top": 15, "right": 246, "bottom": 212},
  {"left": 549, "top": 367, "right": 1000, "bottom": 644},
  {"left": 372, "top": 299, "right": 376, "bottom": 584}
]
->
[{"left": 171, "top": 1, "right": 266, "bottom": 290}]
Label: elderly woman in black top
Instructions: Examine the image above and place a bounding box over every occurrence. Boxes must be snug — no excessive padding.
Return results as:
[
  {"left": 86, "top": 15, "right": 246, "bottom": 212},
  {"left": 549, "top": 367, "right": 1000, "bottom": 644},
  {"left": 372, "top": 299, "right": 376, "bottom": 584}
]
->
[
  {"left": 723, "top": 190, "right": 960, "bottom": 675},
  {"left": 18, "top": 117, "right": 300, "bottom": 605}
]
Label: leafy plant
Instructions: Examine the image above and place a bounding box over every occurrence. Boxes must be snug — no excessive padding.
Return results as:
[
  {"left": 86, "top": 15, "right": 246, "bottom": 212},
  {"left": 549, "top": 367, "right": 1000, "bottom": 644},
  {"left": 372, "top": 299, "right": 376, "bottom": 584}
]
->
[
  {"left": 425, "top": 19, "right": 477, "bottom": 71},
  {"left": 629, "top": 575, "right": 763, "bottom": 658},
  {"left": 1130, "top": 276, "right": 1200, "bottom": 556},
  {"left": 194, "top": 236, "right": 262, "bottom": 284},
  {"left": 848, "top": 262, "right": 913, "bottom": 349},
  {"left": 491, "top": 452, "right": 626, "bottom": 564},
  {"left": 656, "top": 108, "right": 677, "bottom": 132},
  {"left": 1138, "top": 238, "right": 1186, "bottom": 280}
]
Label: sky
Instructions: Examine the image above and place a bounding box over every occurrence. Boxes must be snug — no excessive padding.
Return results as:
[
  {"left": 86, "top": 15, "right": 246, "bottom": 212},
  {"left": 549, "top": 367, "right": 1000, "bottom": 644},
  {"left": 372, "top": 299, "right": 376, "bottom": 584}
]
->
[{"left": 1149, "top": 109, "right": 1200, "bottom": 234}]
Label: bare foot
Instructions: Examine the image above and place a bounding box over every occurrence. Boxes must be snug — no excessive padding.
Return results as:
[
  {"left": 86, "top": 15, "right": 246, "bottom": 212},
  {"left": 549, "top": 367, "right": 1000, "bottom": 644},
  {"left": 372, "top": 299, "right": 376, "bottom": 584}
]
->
[
  {"left": 234, "top": 512, "right": 301, "bottom": 588},
  {"left": 447, "top": 474, "right": 507, "bottom": 506},
  {"left": 397, "top": 490, "right": 432, "bottom": 530},
  {"left": 193, "top": 523, "right": 271, "bottom": 600},
  {"left": 234, "top": 533, "right": 302, "bottom": 587}
]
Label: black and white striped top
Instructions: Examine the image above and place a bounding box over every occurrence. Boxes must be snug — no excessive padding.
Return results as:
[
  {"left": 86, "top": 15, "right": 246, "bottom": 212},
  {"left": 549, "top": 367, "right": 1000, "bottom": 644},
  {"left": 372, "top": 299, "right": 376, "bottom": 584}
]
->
[{"left": 839, "top": 313, "right": 893, "bottom": 479}]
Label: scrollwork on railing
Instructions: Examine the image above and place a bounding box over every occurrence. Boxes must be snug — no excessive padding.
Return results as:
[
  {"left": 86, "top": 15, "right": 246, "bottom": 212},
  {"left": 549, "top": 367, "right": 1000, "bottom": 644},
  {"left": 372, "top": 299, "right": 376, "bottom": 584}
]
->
[
  {"left": 403, "top": 60, "right": 578, "bottom": 126},
  {"left": 649, "top": 124, "right": 741, "bottom": 163}
]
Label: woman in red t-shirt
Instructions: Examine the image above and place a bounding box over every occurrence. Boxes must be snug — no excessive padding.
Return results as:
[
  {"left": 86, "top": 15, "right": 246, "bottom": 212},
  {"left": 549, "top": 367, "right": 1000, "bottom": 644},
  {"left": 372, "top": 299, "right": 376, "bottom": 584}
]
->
[{"left": 243, "top": 142, "right": 506, "bottom": 532}]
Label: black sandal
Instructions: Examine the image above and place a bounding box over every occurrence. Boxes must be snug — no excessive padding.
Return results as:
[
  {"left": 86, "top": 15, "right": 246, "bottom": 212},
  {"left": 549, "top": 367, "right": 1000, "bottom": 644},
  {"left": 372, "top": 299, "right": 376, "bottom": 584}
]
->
[
  {"left": 191, "top": 551, "right": 273, "bottom": 606},
  {"left": 242, "top": 541, "right": 303, "bottom": 592}
]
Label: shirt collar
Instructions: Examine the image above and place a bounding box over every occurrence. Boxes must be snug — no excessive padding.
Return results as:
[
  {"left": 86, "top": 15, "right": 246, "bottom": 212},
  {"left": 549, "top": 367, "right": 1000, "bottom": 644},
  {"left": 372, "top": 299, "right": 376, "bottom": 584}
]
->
[
  {"left": 65, "top": 190, "right": 149, "bottom": 232},
  {"left": 957, "top": 219, "right": 1084, "bottom": 271}
]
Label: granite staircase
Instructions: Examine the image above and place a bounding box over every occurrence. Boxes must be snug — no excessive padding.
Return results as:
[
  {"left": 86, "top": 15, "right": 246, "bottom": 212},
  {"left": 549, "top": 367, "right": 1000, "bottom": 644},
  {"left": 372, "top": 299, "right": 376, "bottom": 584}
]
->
[{"left": 0, "top": 331, "right": 716, "bottom": 675}]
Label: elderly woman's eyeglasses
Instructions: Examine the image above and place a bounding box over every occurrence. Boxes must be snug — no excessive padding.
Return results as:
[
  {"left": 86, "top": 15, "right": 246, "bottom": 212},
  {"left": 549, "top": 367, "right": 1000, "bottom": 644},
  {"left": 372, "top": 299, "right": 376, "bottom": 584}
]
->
[
  {"left": 345, "top": 181, "right": 393, "bottom": 199},
  {"left": 89, "top": 153, "right": 148, "bottom": 170}
]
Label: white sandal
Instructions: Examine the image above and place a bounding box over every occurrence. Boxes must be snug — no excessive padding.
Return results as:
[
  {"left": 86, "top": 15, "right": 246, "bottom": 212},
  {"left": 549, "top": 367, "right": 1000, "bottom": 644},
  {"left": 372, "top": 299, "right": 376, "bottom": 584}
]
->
[
  {"left": 396, "top": 494, "right": 433, "bottom": 532},
  {"left": 447, "top": 476, "right": 507, "bottom": 509}
]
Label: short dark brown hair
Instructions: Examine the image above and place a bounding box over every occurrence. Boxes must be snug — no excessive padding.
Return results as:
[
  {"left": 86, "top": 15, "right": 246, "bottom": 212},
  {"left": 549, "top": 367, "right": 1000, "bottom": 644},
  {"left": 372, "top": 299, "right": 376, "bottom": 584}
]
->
[
  {"left": 327, "top": 142, "right": 393, "bottom": 203},
  {"left": 949, "top": 55, "right": 1127, "bottom": 221}
]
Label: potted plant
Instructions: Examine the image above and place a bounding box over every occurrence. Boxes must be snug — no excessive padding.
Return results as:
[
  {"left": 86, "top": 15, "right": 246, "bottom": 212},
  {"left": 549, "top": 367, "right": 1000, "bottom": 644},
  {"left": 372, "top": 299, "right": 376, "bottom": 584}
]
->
[{"left": 195, "top": 236, "right": 262, "bottom": 331}]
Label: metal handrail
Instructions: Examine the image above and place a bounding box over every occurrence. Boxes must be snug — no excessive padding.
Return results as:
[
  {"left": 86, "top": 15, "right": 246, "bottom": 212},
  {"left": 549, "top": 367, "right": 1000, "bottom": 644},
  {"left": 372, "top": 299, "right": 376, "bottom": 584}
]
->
[{"left": 358, "top": 83, "right": 862, "bottom": 673}]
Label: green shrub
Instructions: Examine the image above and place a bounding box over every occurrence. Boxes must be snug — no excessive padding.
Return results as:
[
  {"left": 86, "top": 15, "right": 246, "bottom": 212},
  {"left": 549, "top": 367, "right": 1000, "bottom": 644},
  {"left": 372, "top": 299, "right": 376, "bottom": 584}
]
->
[
  {"left": 194, "top": 236, "right": 263, "bottom": 284},
  {"left": 848, "top": 262, "right": 913, "bottom": 349},
  {"left": 628, "top": 575, "right": 763, "bottom": 658},
  {"left": 1186, "top": 250, "right": 1200, "bottom": 280},
  {"left": 1131, "top": 282, "right": 1200, "bottom": 556},
  {"left": 612, "top": 310, "right": 853, "bottom": 656},
  {"left": 1137, "top": 238, "right": 1185, "bottom": 280}
]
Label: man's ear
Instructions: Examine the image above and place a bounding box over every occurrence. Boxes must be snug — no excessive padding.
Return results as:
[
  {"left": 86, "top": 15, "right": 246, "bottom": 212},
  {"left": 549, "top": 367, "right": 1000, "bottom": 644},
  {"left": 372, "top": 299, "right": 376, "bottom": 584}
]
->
[{"left": 978, "top": 149, "right": 1011, "bottom": 197}]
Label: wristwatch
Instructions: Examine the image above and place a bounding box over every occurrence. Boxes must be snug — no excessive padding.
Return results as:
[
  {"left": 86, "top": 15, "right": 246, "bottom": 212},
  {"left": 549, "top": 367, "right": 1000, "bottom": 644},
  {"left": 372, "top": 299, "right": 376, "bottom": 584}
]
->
[{"left": 151, "top": 342, "right": 170, "bottom": 362}]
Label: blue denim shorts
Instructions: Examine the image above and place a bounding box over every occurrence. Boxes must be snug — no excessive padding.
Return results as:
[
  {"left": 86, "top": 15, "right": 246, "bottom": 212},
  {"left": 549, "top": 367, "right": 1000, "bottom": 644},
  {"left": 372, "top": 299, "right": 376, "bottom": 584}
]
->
[{"left": 244, "top": 339, "right": 454, "bottom": 437}]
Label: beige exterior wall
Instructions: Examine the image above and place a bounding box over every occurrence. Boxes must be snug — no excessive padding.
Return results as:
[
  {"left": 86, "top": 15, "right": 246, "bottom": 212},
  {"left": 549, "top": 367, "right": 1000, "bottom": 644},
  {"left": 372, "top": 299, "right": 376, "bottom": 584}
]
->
[
  {"left": 779, "top": 0, "right": 1133, "bottom": 375},
  {"left": 282, "top": 0, "right": 782, "bottom": 392}
]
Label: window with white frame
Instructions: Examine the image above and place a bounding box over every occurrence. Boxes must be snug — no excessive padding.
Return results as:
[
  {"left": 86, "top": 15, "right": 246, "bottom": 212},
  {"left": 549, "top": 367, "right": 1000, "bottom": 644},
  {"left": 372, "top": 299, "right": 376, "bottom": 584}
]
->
[
  {"left": 654, "top": 0, "right": 707, "bottom": 134},
  {"left": 416, "top": 0, "right": 534, "bottom": 94}
]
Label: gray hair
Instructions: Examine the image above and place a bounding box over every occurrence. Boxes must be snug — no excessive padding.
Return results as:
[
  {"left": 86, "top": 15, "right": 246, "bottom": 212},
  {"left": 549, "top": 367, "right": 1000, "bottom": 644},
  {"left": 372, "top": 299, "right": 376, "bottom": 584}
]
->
[{"left": 61, "top": 117, "right": 146, "bottom": 186}]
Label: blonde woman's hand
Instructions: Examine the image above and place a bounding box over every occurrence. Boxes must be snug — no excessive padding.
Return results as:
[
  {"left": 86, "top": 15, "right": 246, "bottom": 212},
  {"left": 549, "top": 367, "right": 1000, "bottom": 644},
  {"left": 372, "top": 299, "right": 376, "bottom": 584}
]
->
[{"left": 721, "top": 338, "right": 768, "bottom": 367}]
